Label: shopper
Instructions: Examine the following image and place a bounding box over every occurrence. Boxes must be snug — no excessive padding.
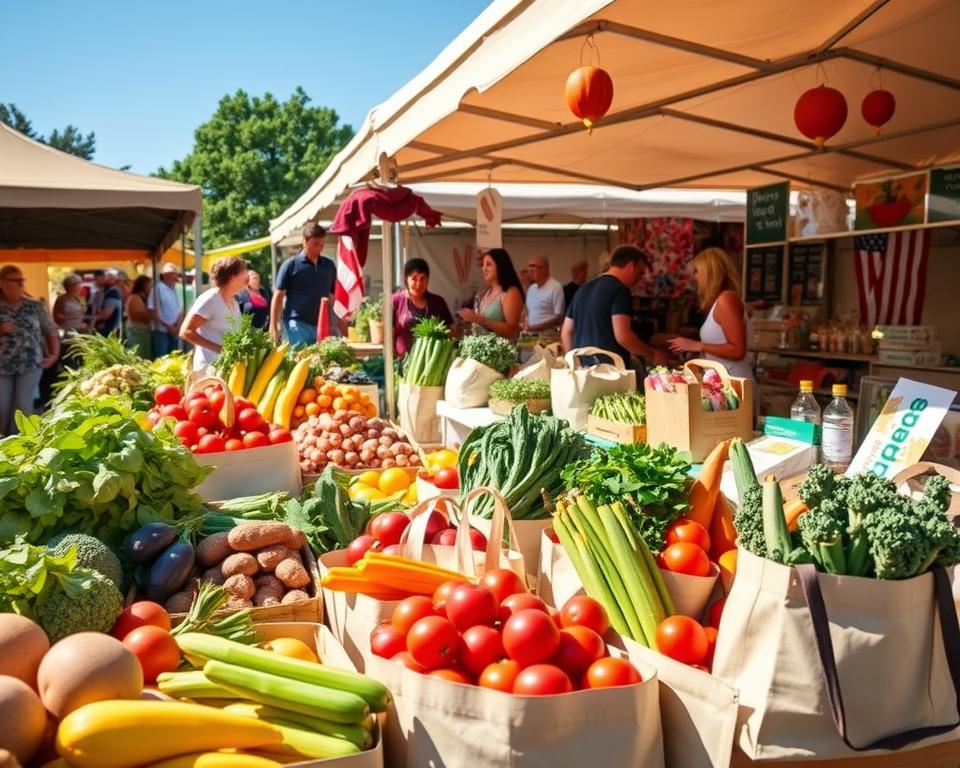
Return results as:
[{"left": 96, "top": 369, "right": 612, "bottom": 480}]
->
[
  {"left": 561, "top": 244, "right": 666, "bottom": 367},
  {"left": 0, "top": 265, "right": 59, "bottom": 435},
  {"left": 125, "top": 275, "right": 153, "bottom": 358},
  {"left": 84, "top": 269, "right": 106, "bottom": 328},
  {"left": 149, "top": 263, "right": 184, "bottom": 356},
  {"left": 237, "top": 270, "right": 272, "bottom": 330},
  {"left": 668, "top": 247, "right": 752, "bottom": 380},
  {"left": 392, "top": 258, "right": 454, "bottom": 357},
  {"left": 94, "top": 269, "right": 124, "bottom": 336},
  {"left": 270, "top": 223, "right": 345, "bottom": 347},
  {"left": 52, "top": 274, "right": 90, "bottom": 333},
  {"left": 180, "top": 257, "right": 247, "bottom": 371},
  {"left": 457, "top": 248, "right": 524, "bottom": 340},
  {"left": 523, "top": 256, "right": 565, "bottom": 332},
  {"left": 564, "top": 259, "right": 588, "bottom": 307}
]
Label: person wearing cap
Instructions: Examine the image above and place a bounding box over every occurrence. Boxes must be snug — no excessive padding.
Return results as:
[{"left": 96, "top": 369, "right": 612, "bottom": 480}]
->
[
  {"left": 522, "top": 256, "right": 565, "bottom": 333},
  {"left": 149, "top": 263, "right": 184, "bottom": 357},
  {"left": 270, "top": 223, "right": 345, "bottom": 347},
  {"left": 94, "top": 269, "right": 124, "bottom": 336}
]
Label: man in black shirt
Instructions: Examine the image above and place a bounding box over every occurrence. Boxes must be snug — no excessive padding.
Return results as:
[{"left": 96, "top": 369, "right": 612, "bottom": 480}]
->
[{"left": 561, "top": 245, "right": 666, "bottom": 366}]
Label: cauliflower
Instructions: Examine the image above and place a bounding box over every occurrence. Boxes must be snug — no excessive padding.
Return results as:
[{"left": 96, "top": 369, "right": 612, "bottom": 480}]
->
[
  {"left": 46, "top": 532, "right": 123, "bottom": 589},
  {"left": 36, "top": 569, "right": 123, "bottom": 642}
]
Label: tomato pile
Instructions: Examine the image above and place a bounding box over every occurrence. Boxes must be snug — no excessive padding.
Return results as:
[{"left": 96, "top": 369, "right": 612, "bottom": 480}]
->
[
  {"left": 346, "top": 510, "right": 488, "bottom": 564},
  {"left": 110, "top": 601, "right": 180, "bottom": 684},
  {"left": 146, "top": 384, "right": 293, "bottom": 454},
  {"left": 371, "top": 572, "right": 643, "bottom": 694}
]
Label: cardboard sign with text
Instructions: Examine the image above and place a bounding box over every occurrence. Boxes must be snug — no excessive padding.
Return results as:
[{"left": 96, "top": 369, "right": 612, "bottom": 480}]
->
[
  {"left": 847, "top": 378, "right": 957, "bottom": 478},
  {"left": 475, "top": 187, "right": 502, "bottom": 249}
]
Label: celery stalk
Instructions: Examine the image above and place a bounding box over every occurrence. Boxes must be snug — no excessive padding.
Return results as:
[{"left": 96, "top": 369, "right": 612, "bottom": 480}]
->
[{"left": 612, "top": 502, "right": 674, "bottom": 616}]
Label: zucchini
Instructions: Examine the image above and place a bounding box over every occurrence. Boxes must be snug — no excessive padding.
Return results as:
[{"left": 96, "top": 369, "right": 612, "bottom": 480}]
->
[{"left": 224, "top": 703, "right": 372, "bottom": 750}]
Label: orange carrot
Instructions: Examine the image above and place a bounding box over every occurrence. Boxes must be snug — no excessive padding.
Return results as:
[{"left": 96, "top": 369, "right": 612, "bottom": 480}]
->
[
  {"left": 687, "top": 439, "right": 730, "bottom": 530},
  {"left": 709, "top": 492, "right": 737, "bottom": 560},
  {"left": 784, "top": 498, "right": 808, "bottom": 532}
]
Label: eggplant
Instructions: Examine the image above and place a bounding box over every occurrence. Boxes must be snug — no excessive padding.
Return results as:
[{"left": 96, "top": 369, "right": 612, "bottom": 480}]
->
[
  {"left": 146, "top": 541, "right": 196, "bottom": 603},
  {"left": 126, "top": 522, "right": 179, "bottom": 565},
  {"left": 133, "top": 564, "right": 150, "bottom": 591}
]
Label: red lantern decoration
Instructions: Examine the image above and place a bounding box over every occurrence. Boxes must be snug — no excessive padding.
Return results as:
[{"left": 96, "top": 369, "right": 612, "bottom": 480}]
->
[
  {"left": 794, "top": 85, "right": 848, "bottom": 147},
  {"left": 861, "top": 89, "right": 896, "bottom": 134},
  {"left": 565, "top": 65, "right": 614, "bottom": 133}
]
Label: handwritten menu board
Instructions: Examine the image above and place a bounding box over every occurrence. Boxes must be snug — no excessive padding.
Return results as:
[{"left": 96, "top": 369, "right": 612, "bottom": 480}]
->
[
  {"left": 745, "top": 245, "right": 785, "bottom": 303},
  {"left": 929, "top": 166, "right": 960, "bottom": 224},
  {"left": 746, "top": 182, "right": 789, "bottom": 244}
]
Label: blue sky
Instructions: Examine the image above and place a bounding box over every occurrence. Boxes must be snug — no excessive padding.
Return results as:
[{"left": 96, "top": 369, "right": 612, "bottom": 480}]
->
[{"left": 1, "top": 0, "right": 490, "bottom": 174}]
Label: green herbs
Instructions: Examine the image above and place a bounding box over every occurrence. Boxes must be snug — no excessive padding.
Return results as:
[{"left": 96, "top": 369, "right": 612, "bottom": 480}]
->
[
  {"left": 0, "top": 399, "right": 211, "bottom": 547},
  {"left": 297, "top": 339, "right": 357, "bottom": 372},
  {"left": 352, "top": 296, "right": 383, "bottom": 342},
  {"left": 590, "top": 393, "right": 646, "bottom": 425},
  {"left": 561, "top": 443, "right": 691, "bottom": 552},
  {"left": 488, "top": 378, "right": 551, "bottom": 403},
  {"left": 213, "top": 314, "right": 273, "bottom": 376},
  {"left": 170, "top": 581, "right": 257, "bottom": 643},
  {"left": 458, "top": 334, "right": 517, "bottom": 375},
  {"left": 401, "top": 318, "right": 456, "bottom": 387}
]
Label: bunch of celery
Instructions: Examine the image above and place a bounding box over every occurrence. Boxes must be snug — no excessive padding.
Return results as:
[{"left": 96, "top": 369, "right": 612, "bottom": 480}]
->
[
  {"left": 553, "top": 494, "right": 673, "bottom": 646},
  {"left": 401, "top": 317, "right": 456, "bottom": 387}
]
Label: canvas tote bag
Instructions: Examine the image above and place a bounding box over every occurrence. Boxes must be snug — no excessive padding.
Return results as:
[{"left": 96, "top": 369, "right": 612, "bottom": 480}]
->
[
  {"left": 443, "top": 357, "right": 504, "bottom": 408},
  {"left": 513, "top": 343, "right": 562, "bottom": 382},
  {"left": 397, "top": 381, "right": 442, "bottom": 443},
  {"left": 550, "top": 347, "right": 636, "bottom": 430},
  {"left": 712, "top": 547, "right": 960, "bottom": 760}
]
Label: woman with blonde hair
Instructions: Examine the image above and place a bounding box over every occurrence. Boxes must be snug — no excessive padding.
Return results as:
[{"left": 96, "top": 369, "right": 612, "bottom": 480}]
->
[{"left": 669, "top": 247, "right": 753, "bottom": 380}]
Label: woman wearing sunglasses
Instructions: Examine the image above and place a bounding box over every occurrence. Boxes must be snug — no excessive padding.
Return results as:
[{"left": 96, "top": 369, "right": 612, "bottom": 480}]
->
[{"left": 0, "top": 265, "right": 59, "bottom": 435}]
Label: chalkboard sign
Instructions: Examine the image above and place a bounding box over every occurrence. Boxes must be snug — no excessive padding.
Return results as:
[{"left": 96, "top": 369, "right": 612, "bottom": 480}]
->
[
  {"left": 929, "top": 166, "right": 960, "bottom": 223},
  {"left": 788, "top": 242, "right": 825, "bottom": 305},
  {"left": 746, "top": 182, "right": 789, "bottom": 244},
  {"left": 745, "top": 245, "right": 784, "bottom": 303}
]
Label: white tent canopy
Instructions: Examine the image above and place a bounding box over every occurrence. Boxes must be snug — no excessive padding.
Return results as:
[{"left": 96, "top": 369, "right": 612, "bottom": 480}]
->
[
  {"left": 0, "top": 122, "right": 201, "bottom": 253},
  {"left": 270, "top": 0, "right": 960, "bottom": 242}
]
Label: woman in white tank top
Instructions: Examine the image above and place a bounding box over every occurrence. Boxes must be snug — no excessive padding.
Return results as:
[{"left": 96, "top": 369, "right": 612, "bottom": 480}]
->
[{"left": 668, "top": 247, "right": 754, "bottom": 380}]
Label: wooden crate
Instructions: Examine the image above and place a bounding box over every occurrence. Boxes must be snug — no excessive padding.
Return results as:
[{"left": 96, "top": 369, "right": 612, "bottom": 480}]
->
[
  {"left": 731, "top": 741, "right": 960, "bottom": 768},
  {"left": 586, "top": 414, "right": 646, "bottom": 444}
]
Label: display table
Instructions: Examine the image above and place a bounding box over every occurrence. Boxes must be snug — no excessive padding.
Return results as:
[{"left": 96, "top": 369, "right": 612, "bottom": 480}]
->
[
  {"left": 346, "top": 341, "right": 384, "bottom": 359},
  {"left": 731, "top": 740, "right": 960, "bottom": 768},
  {"left": 436, "top": 401, "right": 502, "bottom": 446}
]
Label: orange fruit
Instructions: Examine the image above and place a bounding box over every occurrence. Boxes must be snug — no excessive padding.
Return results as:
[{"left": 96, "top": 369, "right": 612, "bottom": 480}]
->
[
  {"left": 304, "top": 402, "right": 320, "bottom": 417},
  {"left": 718, "top": 550, "right": 737, "bottom": 578},
  {"left": 260, "top": 637, "right": 319, "bottom": 663},
  {"left": 316, "top": 394, "right": 332, "bottom": 408},
  {"left": 297, "top": 388, "right": 317, "bottom": 405}
]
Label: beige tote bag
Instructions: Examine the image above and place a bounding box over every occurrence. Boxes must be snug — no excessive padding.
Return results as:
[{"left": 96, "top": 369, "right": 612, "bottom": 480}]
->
[
  {"left": 550, "top": 347, "right": 636, "bottom": 430},
  {"left": 443, "top": 357, "right": 504, "bottom": 408},
  {"left": 397, "top": 382, "right": 442, "bottom": 443}
]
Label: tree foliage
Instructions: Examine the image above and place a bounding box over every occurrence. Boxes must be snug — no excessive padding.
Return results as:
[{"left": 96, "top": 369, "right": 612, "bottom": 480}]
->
[
  {"left": 157, "top": 88, "right": 353, "bottom": 274},
  {"left": 0, "top": 103, "right": 96, "bottom": 160}
]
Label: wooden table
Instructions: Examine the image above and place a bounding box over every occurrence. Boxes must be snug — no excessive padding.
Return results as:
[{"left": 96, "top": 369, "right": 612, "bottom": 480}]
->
[{"left": 731, "top": 740, "right": 960, "bottom": 767}]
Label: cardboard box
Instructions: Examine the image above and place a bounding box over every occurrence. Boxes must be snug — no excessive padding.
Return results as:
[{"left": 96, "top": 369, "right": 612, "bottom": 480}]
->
[
  {"left": 195, "top": 440, "right": 302, "bottom": 502},
  {"left": 586, "top": 414, "right": 647, "bottom": 444},
  {"left": 764, "top": 415, "right": 821, "bottom": 444},
  {"left": 873, "top": 324, "right": 936, "bottom": 344},
  {"left": 876, "top": 346, "right": 942, "bottom": 366},
  {"left": 719, "top": 435, "right": 819, "bottom": 505}
]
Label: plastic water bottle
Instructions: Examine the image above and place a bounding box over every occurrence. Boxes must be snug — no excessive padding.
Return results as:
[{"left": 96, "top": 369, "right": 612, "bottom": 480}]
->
[
  {"left": 790, "top": 380, "right": 822, "bottom": 426},
  {"left": 822, "top": 384, "right": 855, "bottom": 472}
]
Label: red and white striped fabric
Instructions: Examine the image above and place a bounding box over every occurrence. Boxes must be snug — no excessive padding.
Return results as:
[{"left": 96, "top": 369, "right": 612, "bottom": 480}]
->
[
  {"left": 333, "top": 234, "right": 364, "bottom": 320},
  {"left": 853, "top": 229, "right": 931, "bottom": 327}
]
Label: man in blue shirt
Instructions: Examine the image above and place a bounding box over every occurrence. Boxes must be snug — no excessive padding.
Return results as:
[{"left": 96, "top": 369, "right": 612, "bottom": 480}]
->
[
  {"left": 95, "top": 269, "right": 125, "bottom": 336},
  {"left": 269, "top": 224, "right": 344, "bottom": 346}
]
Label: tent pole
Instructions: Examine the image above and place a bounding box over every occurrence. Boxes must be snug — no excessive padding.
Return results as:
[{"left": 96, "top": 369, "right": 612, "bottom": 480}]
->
[
  {"left": 180, "top": 232, "right": 187, "bottom": 307},
  {"left": 270, "top": 241, "right": 279, "bottom": 287},
  {"left": 382, "top": 219, "right": 395, "bottom": 419},
  {"left": 192, "top": 217, "right": 203, "bottom": 306}
]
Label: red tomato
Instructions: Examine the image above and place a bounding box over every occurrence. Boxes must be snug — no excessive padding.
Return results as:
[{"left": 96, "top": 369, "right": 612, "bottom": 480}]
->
[
  {"left": 665, "top": 517, "right": 712, "bottom": 553},
  {"left": 560, "top": 596, "right": 609, "bottom": 636},
  {"left": 479, "top": 568, "right": 526, "bottom": 605},
  {"left": 433, "top": 467, "right": 459, "bottom": 490},
  {"left": 445, "top": 584, "right": 498, "bottom": 632},
  {"left": 184, "top": 391, "right": 208, "bottom": 407},
  {"left": 369, "top": 512, "right": 410, "bottom": 547},
  {"left": 655, "top": 616, "right": 709, "bottom": 665},
  {"left": 392, "top": 596, "right": 437, "bottom": 636},
  {"left": 243, "top": 431, "right": 271, "bottom": 449},
  {"left": 458, "top": 625, "right": 505, "bottom": 676},
  {"left": 431, "top": 529, "right": 457, "bottom": 547},
  {"left": 188, "top": 404, "right": 218, "bottom": 431},
  {"left": 550, "top": 608, "right": 563, "bottom": 629},
  {"left": 498, "top": 593, "right": 548, "bottom": 623},
  {"left": 546, "top": 529, "right": 560, "bottom": 544},
  {"left": 111, "top": 601, "right": 171, "bottom": 640},
  {"left": 172, "top": 420, "right": 199, "bottom": 445},
  {"left": 703, "top": 626, "right": 718, "bottom": 669},
  {"left": 583, "top": 657, "right": 642, "bottom": 689},
  {"left": 154, "top": 385, "right": 182, "bottom": 407},
  {"left": 428, "top": 668, "right": 473, "bottom": 685},
  {"left": 690, "top": 663, "right": 710, "bottom": 672},
  {"left": 423, "top": 511, "right": 448, "bottom": 543},
  {"left": 160, "top": 403, "right": 188, "bottom": 422},
  {"left": 407, "top": 616, "right": 460, "bottom": 670},
  {"left": 370, "top": 622, "right": 406, "bottom": 659},
  {"left": 432, "top": 581, "right": 460, "bottom": 613},
  {"left": 196, "top": 427, "right": 210, "bottom": 439},
  {"left": 550, "top": 626, "right": 606, "bottom": 678},
  {"left": 661, "top": 542, "right": 712, "bottom": 577},
  {"left": 268, "top": 428, "right": 292, "bottom": 444},
  {"left": 381, "top": 544, "right": 401, "bottom": 556},
  {"left": 207, "top": 389, "right": 226, "bottom": 413},
  {"left": 391, "top": 651, "right": 426, "bottom": 673},
  {"left": 502, "top": 609, "right": 559, "bottom": 667},
  {"left": 237, "top": 407, "right": 263, "bottom": 433},
  {"left": 708, "top": 596, "right": 725, "bottom": 629},
  {"left": 478, "top": 659, "right": 521, "bottom": 693},
  {"left": 196, "top": 433, "right": 226, "bottom": 454},
  {"left": 468, "top": 527, "right": 487, "bottom": 551},
  {"left": 234, "top": 397, "right": 255, "bottom": 413},
  {"left": 513, "top": 664, "right": 573, "bottom": 696},
  {"left": 122, "top": 625, "right": 181, "bottom": 683},
  {"left": 224, "top": 438, "right": 245, "bottom": 452},
  {"left": 346, "top": 535, "right": 380, "bottom": 565},
  {"left": 146, "top": 409, "right": 162, "bottom": 428}
]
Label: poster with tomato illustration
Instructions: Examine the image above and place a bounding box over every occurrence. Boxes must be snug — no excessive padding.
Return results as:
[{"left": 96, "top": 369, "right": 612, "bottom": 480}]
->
[{"left": 854, "top": 172, "right": 927, "bottom": 230}]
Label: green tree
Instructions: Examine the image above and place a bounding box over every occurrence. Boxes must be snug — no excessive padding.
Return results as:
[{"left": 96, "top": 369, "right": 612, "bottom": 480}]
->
[
  {"left": 157, "top": 88, "right": 353, "bottom": 276},
  {"left": 0, "top": 103, "right": 96, "bottom": 160}
]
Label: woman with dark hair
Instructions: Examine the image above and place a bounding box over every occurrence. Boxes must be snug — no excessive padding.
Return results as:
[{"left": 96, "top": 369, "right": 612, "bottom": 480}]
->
[
  {"left": 391, "top": 258, "right": 453, "bottom": 357},
  {"left": 237, "top": 270, "right": 272, "bottom": 330},
  {"left": 180, "top": 256, "right": 248, "bottom": 371},
  {"left": 457, "top": 248, "right": 524, "bottom": 340},
  {"left": 125, "top": 275, "right": 153, "bottom": 358}
]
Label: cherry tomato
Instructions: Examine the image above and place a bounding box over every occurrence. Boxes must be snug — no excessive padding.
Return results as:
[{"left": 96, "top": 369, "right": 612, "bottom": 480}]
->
[
  {"left": 583, "top": 657, "right": 642, "bottom": 689},
  {"left": 234, "top": 397, "right": 256, "bottom": 413},
  {"left": 502, "top": 609, "right": 559, "bottom": 667},
  {"left": 498, "top": 593, "right": 548, "bottom": 623},
  {"left": 560, "top": 596, "right": 609, "bottom": 636},
  {"left": 423, "top": 511, "right": 448, "bottom": 543},
  {"left": 184, "top": 391, "right": 208, "bottom": 408},
  {"left": 550, "top": 626, "right": 606, "bottom": 678},
  {"left": 431, "top": 529, "right": 457, "bottom": 547},
  {"left": 370, "top": 622, "right": 406, "bottom": 659},
  {"left": 188, "top": 404, "right": 218, "bottom": 431},
  {"left": 655, "top": 616, "right": 709, "bottom": 665},
  {"left": 432, "top": 467, "right": 459, "bottom": 490},
  {"left": 122, "top": 625, "right": 180, "bottom": 684},
  {"left": 479, "top": 568, "right": 526, "bottom": 605},
  {"left": 703, "top": 626, "right": 718, "bottom": 669},
  {"left": 346, "top": 534, "right": 380, "bottom": 565},
  {"left": 268, "top": 428, "right": 292, "bottom": 444},
  {"left": 708, "top": 596, "right": 725, "bottom": 629},
  {"left": 428, "top": 668, "right": 473, "bottom": 685},
  {"left": 445, "top": 584, "right": 498, "bottom": 632},
  {"left": 407, "top": 616, "right": 460, "bottom": 670},
  {"left": 458, "top": 625, "right": 504, "bottom": 676},
  {"left": 172, "top": 420, "right": 199, "bottom": 445},
  {"left": 432, "top": 581, "right": 461, "bottom": 613},
  {"left": 392, "top": 596, "right": 437, "bottom": 636},
  {"left": 237, "top": 407, "right": 264, "bottom": 433},
  {"left": 369, "top": 512, "right": 410, "bottom": 547},
  {"left": 153, "top": 385, "right": 183, "bottom": 407},
  {"left": 478, "top": 659, "right": 521, "bottom": 693},
  {"left": 391, "top": 651, "right": 426, "bottom": 673},
  {"left": 224, "top": 438, "right": 245, "bottom": 451},
  {"left": 160, "top": 403, "right": 188, "bottom": 422},
  {"left": 665, "top": 517, "right": 712, "bottom": 553},
  {"left": 111, "top": 601, "right": 171, "bottom": 640},
  {"left": 242, "top": 431, "right": 271, "bottom": 449},
  {"left": 661, "top": 542, "right": 712, "bottom": 577},
  {"left": 468, "top": 527, "right": 487, "bottom": 551},
  {"left": 207, "top": 389, "right": 226, "bottom": 413},
  {"left": 196, "top": 433, "right": 226, "bottom": 454},
  {"left": 513, "top": 664, "right": 573, "bottom": 695}
]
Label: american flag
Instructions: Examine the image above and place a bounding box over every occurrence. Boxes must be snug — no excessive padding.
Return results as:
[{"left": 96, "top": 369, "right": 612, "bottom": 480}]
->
[
  {"left": 853, "top": 230, "right": 930, "bottom": 328},
  {"left": 333, "top": 234, "right": 364, "bottom": 321}
]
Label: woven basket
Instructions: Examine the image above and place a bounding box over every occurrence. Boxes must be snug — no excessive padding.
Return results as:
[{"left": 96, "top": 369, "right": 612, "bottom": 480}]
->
[{"left": 489, "top": 397, "right": 551, "bottom": 417}]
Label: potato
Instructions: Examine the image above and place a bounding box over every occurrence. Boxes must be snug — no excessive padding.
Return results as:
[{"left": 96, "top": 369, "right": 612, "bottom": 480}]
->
[
  {"left": 252, "top": 590, "right": 282, "bottom": 608},
  {"left": 202, "top": 566, "right": 227, "bottom": 586},
  {"left": 275, "top": 558, "right": 310, "bottom": 589},
  {"left": 225, "top": 596, "right": 253, "bottom": 611},
  {"left": 281, "top": 590, "right": 310, "bottom": 605},
  {"left": 221, "top": 552, "right": 259, "bottom": 577},
  {"left": 254, "top": 574, "right": 284, "bottom": 593},
  {"left": 223, "top": 574, "right": 255, "bottom": 600},
  {"left": 228, "top": 522, "right": 295, "bottom": 552},
  {"left": 196, "top": 532, "right": 232, "bottom": 567},
  {"left": 164, "top": 590, "right": 196, "bottom": 614},
  {"left": 284, "top": 531, "right": 307, "bottom": 551},
  {"left": 256, "top": 545, "right": 289, "bottom": 572}
]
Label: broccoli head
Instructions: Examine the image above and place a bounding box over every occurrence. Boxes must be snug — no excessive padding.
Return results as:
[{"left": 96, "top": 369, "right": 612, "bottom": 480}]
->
[
  {"left": 36, "top": 569, "right": 123, "bottom": 642},
  {"left": 46, "top": 532, "right": 123, "bottom": 589},
  {"left": 733, "top": 485, "right": 766, "bottom": 557},
  {"left": 923, "top": 473, "right": 953, "bottom": 514},
  {"left": 797, "top": 464, "right": 836, "bottom": 508},
  {"left": 797, "top": 505, "right": 846, "bottom": 574},
  {"left": 865, "top": 494, "right": 931, "bottom": 580}
]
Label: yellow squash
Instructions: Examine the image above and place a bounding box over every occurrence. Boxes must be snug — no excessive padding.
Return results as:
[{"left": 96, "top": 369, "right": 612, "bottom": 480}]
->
[
  {"left": 247, "top": 344, "right": 290, "bottom": 406},
  {"left": 273, "top": 359, "right": 311, "bottom": 429},
  {"left": 227, "top": 361, "right": 247, "bottom": 397},
  {"left": 144, "top": 752, "right": 283, "bottom": 768},
  {"left": 257, "top": 368, "right": 288, "bottom": 422}
]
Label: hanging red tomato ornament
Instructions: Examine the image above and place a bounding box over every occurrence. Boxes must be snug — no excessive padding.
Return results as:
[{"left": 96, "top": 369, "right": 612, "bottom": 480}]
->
[
  {"left": 794, "top": 85, "right": 848, "bottom": 147},
  {"left": 861, "top": 89, "right": 895, "bottom": 134},
  {"left": 565, "top": 65, "right": 614, "bottom": 133}
]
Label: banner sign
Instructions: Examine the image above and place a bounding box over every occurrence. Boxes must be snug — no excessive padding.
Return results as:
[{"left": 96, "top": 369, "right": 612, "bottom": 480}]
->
[{"left": 476, "top": 188, "right": 503, "bottom": 249}]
